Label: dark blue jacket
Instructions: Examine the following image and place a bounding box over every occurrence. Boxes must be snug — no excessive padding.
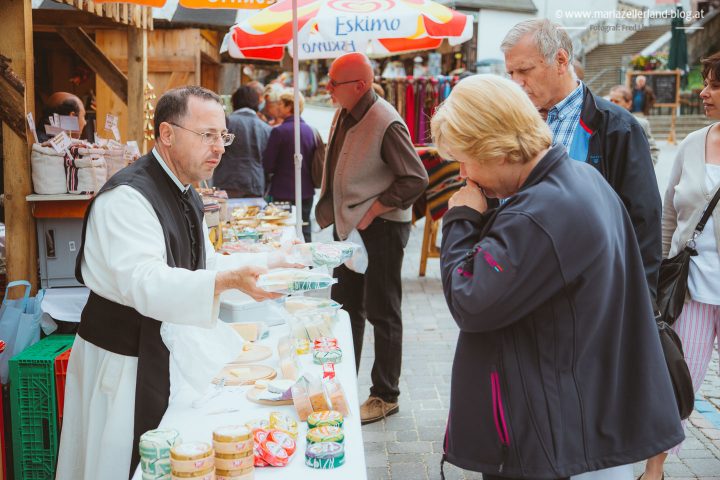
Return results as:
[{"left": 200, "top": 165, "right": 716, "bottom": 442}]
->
[
  {"left": 440, "top": 145, "right": 683, "bottom": 478},
  {"left": 568, "top": 86, "right": 662, "bottom": 300},
  {"left": 213, "top": 109, "right": 271, "bottom": 197},
  {"left": 263, "top": 116, "right": 316, "bottom": 201}
]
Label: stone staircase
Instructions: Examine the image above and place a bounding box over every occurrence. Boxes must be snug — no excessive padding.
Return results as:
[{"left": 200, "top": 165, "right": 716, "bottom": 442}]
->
[
  {"left": 647, "top": 114, "right": 713, "bottom": 142},
  {"left": 584, "top": 25, "right": 669, "bottom": 97}
]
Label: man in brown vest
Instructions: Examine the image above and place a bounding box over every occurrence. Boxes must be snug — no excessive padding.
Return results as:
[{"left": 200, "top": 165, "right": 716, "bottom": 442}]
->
[{"left": 316, "top": 53, "right": 429, "bottom": 424}]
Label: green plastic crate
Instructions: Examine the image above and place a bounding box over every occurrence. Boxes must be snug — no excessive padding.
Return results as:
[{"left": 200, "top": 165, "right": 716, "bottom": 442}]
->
[{"left": 9, "top": 334, "right": 74, "bottom": 480}]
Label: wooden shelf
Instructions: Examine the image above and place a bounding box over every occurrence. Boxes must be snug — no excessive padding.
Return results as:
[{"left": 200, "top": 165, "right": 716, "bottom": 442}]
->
[{"left": 26, "top": 194, "right": 93, "bottom": 202}]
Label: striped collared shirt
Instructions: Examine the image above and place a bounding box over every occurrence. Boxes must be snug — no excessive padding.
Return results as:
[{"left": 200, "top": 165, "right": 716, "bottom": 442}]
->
[{"left": 547, "top": 82, "right": 584, "bottom": 150}]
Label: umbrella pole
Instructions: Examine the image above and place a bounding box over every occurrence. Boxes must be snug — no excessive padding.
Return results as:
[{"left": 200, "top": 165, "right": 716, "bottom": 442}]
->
[{"left": 292, "top": 0, "right": 303, "bottom": 240}]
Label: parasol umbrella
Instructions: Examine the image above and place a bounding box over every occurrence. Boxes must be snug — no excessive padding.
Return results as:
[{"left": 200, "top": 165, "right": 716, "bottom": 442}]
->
[
  {"left": 668, "top": 5, "right": 689, "bottom": 86},
  {"left": 223, "top": 0, "right": 474, "bottom": 234},
  {"left": 95, "top": 0, "right": 273, "bottom": 8}
]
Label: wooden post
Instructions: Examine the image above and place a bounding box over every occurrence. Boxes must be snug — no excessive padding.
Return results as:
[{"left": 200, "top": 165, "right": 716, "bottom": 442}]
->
[
  {"left": 127, "top": 26, "right": 147, "bottom": 150},
  {"left": 0, "top": 0, "right": 38, "bottom": 296}
]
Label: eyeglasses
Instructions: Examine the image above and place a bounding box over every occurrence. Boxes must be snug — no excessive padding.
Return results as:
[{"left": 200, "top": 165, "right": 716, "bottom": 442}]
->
[
  {"left": 328, "top": 78, "right": 362, "bottom": 88},
  {"left": 170, "top": 122, "right": 235, "bottom": 146}
]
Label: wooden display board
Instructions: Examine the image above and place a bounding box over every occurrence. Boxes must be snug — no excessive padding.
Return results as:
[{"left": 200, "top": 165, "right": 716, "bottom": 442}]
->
[{"left": 626, "top": 70, "right": 681, "bottom": 144}]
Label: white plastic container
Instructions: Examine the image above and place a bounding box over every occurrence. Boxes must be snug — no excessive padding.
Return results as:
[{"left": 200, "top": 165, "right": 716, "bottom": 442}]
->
[{"left": 218, "top": 291, "right": 289, "bottom": 327}]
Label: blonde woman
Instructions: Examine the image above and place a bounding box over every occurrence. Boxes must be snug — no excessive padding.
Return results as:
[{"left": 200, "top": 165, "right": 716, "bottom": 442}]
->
[
  {"left": 639, "top": 51, "right": 720, "bottom": 480},
  {"left": 262, "top": 89, "right": 316, "bottom": 242},
  {"left": 433, "top": 75, "right": 683, "bottom": 480}
]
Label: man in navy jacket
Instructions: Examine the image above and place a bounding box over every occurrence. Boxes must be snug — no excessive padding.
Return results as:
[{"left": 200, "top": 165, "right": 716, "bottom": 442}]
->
[{"left": 502, "top": 19, "right": 662, "bottom": 300}]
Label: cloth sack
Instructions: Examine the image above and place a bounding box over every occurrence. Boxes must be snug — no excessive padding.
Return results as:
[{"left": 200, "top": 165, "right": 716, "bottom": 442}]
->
[
  {"left": 103, "top": 148, "right": 129, "bottom": 179},
  {"left": 311, "top": 127, "right": 326, "bottom": 189},
  {"left": 67, "top": 148, "right": 108, "bottom": 194},
  {"left": 30, "top": 144, "right": 68, "bottom": 194},
  {"left": 0, "top": 281, "right": 45, "bottom": 383}
]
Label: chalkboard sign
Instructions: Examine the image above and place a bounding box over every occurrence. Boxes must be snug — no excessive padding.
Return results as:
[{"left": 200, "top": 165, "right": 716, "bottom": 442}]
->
[
  {"left": 627, "top": 70, "right": 680, "bottom": 106},
  {"left": 651, "top": 74, "right": 678, "bottom": 105}
]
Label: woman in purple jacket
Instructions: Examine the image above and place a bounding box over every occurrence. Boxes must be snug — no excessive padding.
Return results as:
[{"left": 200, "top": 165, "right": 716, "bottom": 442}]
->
[
  {"left": 262, "top": 89, "right": 317, "bottom": 242},
  {"left": 431, "top": 74, "right": 682, "bottom": 480}
]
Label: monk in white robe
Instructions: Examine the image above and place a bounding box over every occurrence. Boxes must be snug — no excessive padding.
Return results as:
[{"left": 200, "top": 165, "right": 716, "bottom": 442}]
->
[{"left": 56, "top": 86, "right": 288, "bottom": 479}]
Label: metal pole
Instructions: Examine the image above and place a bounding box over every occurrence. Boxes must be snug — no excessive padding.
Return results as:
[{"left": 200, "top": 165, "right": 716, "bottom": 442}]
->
[{"left": 292, "top": 0, "right": 303, "bottom": 240}]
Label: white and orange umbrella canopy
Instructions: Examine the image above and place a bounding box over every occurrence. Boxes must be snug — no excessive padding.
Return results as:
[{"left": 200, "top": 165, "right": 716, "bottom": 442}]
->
[
  {"left": 223, "top": 0, "right": 474, "bottom": 61},
  {"left": 95, "top": 0, "right": 275, "bottom": 8}
]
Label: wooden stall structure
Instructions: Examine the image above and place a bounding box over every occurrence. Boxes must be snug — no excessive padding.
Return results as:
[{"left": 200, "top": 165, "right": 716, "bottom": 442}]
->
[
  {"left": 626, "top": 69, "right": 682, "bottom": 144},
  {"left": 94, "top": 27, "right": 223, "bottom": 147},
  {"left": 0, "top": 0, "right": 151, "bottom": 296}
]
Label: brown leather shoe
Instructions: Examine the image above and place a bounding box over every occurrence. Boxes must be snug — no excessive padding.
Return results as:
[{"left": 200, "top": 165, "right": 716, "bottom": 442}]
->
[{"left": 360, "top": 396, "right": 399, "bottom": 425}]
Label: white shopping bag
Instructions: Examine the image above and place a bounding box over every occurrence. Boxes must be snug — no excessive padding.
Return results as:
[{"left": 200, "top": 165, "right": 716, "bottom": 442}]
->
[{"left": 344, "top": 229, "right": 368, "bottom": 274}]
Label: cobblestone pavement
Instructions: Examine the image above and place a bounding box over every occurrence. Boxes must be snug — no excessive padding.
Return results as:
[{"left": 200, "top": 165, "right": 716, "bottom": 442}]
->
[{"left": 313, "top": 139, "right": 720, "bottom": 480}]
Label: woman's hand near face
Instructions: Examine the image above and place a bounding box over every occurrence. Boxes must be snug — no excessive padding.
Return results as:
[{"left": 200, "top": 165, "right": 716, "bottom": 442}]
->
[{"left": 449, "top": 180, "right": 488, "bottom": 213}]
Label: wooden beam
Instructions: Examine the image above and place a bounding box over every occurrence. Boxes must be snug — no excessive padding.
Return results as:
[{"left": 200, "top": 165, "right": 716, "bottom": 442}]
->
[
  {"left": 0, "top": 55, "right": 26, "bottom": 137},
  {"left": 127, "top": 26, "right": 147, "bottom": 149},
  {"left": 56, "top": 26, "right": 129, "bottom": 104},
  {"left": 0, "top": 0, "right": 38, "bottom": 295},
  {"left": 0, "top": 75, "right": 25, "bottom": 137},
  {"left": 110, "top": 57, "right": 196, "bottom": 73},
  {"left": 33, "top": 9, "right": 121, "bottom": 29}
]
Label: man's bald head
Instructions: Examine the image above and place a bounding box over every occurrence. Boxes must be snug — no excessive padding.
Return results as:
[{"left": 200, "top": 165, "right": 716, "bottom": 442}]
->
[
  {"left": 328, "top": 53, "right": 375, "bottom": 111},
  {"left": 44, "top": 92, "right": 87, "bottom": 135}
]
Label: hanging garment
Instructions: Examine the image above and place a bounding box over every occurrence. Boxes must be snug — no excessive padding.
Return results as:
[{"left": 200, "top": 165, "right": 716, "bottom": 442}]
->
[
  {"left": 405, "top": 78, "right": 416, "bottom": 142},
  {"left": 414, "top": 79, "right": 425, "bottom": 144}
]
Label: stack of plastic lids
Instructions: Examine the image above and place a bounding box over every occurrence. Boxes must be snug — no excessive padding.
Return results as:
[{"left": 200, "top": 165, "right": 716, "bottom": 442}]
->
[
  {"left": 170, "top": 442, "right": 214, "bottom": 480},
  {"left": 139, "top": 429, "right": 179, "bottom": 480},
  {"left": 304, "top": 411, "right": 346, "bottom": 469},
  {"left": 213, "top": 426, "right": 254, "bottom": 480}
]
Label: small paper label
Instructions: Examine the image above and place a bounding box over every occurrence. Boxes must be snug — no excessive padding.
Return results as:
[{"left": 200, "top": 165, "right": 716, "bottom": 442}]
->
[
  {"left": 126, "top": 140, "right": 140, "bottom": 157},
  {"left": 59, "top": 115, "right": 80, "bottom": 132},
  {"left": 111, "top": 125, "right": 121, "bottom": 142},
  {"left": 104, "top": 113, "right": 118, "bottom": 131},
  {"left": 49, "top": 131, "right": 71, "bottom": 154},
  {"left": 44, "top": 125, "right": 65, "bottom": 136},
  {"left": 26, "top": 113, "right": 38, "bottom": 143}
]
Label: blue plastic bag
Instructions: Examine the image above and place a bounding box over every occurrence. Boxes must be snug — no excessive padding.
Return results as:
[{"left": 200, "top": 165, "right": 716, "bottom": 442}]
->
[{"left": 0, "top": 281, "right": 45, "bottom": 383}]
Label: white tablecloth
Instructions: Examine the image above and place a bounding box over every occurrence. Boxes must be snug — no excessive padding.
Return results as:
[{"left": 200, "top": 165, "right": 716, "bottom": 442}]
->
[{"left": 132, "top": 310, "right": 367, "bottom": 480}]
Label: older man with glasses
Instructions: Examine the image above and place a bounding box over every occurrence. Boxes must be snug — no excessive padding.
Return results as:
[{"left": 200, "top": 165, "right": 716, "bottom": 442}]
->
[
  {"left": 315, "top": 52, "right": 428, "bottom": 425},
  {"left": 56, "top": 86, "right": 297, "bottom": 480}
]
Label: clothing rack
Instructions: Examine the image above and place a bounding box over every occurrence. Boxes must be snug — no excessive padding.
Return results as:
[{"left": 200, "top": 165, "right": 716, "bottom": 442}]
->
[{"left": 377, "top": 76, "right": 459, "bottom": 146}]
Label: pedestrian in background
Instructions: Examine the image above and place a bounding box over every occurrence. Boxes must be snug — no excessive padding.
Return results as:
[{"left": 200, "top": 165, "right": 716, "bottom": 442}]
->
[
  {"left": 212, "top": 85, "right": 271, "bottom": 198},
  {"left": 261, "top": 83, "right": 284, "bottom": 127},
  {"left": 263, "top": 89, "right": 316, "bottom": 242},
  {"left": 315, "top": 52, "right": 428, "bottom": 425},
  {"left": 632, "top": 74, "right": 656, "bottom": 116},
  {"left": 502, "top": 19, "right": 662, "bottom": 303},
  {"left": 638, "top": 51, "right": 720, "bottom": 480},
  {"left": 609, "top": 84, "right": 660, "bottom": 165},
  {"left": 433, "top": 73, "right": 683, "bottom": 480}
]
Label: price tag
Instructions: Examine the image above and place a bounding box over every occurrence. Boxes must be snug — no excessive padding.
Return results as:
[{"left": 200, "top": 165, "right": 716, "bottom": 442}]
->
[
  {"left": 26, "top": 113, "right": 39, "bottom": 143},
  {"left": 105, "top": 113, "right": 120, "bottom": 141},
  {"left": 44, "top": 125, "right": 65, "bottom": 136},
  {"left": 59, "top": 115, "right": 80, "bottom": 133},
  {"left": 104, "top": 113, "right": 118, "bottom": 131},
  {"left": 126, "top": 140, "right": 140, "bottom": 157},
  {"left": 48, "top": 131, "right": 72, "bottom": 155}
]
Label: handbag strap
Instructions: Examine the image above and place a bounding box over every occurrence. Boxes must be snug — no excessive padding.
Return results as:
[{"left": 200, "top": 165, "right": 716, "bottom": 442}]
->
[
  {"left": 3, "top": 280, "right": 31, "bottom": 309},
  {"left": 688, "top": 186, "right": 720, "bottom": 248}
]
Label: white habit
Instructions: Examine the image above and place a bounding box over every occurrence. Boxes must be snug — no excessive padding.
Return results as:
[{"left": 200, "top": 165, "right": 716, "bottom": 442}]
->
[{"left": 56, "top": 152, "right": 268, "bottom": 480}]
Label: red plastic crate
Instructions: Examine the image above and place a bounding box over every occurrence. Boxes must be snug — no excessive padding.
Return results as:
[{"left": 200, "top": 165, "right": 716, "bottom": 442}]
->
[{"left": 54, "top": 349, "right": 71, "bottom": 430}]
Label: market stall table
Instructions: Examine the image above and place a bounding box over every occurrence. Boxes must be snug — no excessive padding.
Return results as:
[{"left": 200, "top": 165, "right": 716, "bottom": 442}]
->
[{"left": 131, "top": 310, "right": 367, "bottom": 480}]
